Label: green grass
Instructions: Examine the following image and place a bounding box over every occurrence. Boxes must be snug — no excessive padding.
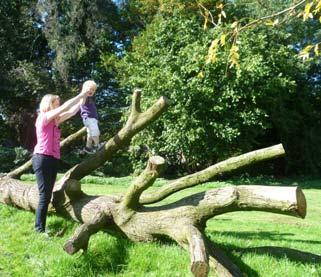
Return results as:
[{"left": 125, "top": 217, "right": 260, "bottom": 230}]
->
[{"left": 1, "top": 176, "right": 321, "bottom": 276}]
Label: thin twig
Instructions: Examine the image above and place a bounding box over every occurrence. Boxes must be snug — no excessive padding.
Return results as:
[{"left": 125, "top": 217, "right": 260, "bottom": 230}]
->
[{"left": 239, "top": 0, "right": 307, "bottom": 32}]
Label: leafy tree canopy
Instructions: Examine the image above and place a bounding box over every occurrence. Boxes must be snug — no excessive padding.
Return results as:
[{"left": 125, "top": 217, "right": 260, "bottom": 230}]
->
[{"left": 115, "top": 0, "right": 321, "bottom": 175}]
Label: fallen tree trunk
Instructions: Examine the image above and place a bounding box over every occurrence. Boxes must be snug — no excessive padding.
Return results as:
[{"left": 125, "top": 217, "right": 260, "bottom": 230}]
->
[
  {"left": 6, "top": 127, "right": 87, "bottom": 179},
  {"left": 0, "top": 160, "right": 306, "bottom": 276},
  {"left": 0, "top": 90, "right": 308, "bottom": 277}
]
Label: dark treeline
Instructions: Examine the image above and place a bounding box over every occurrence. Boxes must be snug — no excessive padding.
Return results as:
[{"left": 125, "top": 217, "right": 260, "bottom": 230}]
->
[{"left": 0, "top": 0, "right": 321, "bottom": 176}]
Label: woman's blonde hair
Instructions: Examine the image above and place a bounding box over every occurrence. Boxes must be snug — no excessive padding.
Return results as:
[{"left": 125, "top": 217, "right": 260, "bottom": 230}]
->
[{"left": 39, "top": 94, "right": 60, "bottom": 112}]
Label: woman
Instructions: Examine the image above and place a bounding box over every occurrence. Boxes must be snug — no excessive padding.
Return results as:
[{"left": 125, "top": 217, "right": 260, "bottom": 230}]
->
[{"left": 32, "top": 85, "right": 89, "bottom": 233}]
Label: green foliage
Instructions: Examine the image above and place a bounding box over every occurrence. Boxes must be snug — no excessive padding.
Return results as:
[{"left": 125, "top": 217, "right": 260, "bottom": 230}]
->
[
  {"left": 36, "top": 0, "right": 122, "bottom": 82},
  {"left": 0, "top": 0, "right": 51, "bottom": 116},
  {"left": 0, "top": 146, "right": 31, "bottom": 173},
  {"left": 0, "top": 147, "right": 16, "bottom": 173},
  {"left": 101, "top": 152, "right": 134, "bottom": 177},
  {"left": 116, "top": 12, "right": 313, "bottom": 173},
  {"left": 34, "top": 0, "right": 130, "bottom": 144},
  {"left": 0, "top": 0, "right": 127, "bottom": 152},
  {"left": 13, "top": 147, "right": 31, "bottom": 165},
  {"left": 1, "top": 0, "right": 321, "bottom": 176}
]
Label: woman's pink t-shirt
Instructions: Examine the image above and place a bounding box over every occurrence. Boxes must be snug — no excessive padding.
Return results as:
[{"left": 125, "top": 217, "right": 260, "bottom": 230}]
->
[{"left": 33, "top": 112, "right": 61, "bottom": 159}]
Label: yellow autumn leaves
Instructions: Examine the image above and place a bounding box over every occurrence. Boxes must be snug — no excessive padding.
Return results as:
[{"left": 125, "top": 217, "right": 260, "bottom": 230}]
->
[
  {"left": 299, "top": 43, "right": 320, "bottom": 60},
  {"left": 298, "top": 0, "right": 321, "bottom": 59},
  {"left": 203, "top": 0, "right": 321, "bottom": 67}
]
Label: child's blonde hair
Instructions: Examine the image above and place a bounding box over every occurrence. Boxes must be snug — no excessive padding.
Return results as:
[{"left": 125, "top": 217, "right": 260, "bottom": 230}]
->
[
  {"left": 83, "top": 80, "right": 97, "bottom": 92},
  {"left": 39, "top": 94, "right": 60, "bottom": 112}
]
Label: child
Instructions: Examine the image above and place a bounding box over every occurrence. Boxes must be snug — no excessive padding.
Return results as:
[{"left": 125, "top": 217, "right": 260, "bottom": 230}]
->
[{"left": 80, "top": 80, "right": 102, "bottom": 154}]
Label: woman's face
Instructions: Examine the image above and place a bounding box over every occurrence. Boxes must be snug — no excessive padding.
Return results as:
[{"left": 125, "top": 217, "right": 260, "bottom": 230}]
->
[{"left": 52, "top": 97, "right": 60, "bottom": 109}]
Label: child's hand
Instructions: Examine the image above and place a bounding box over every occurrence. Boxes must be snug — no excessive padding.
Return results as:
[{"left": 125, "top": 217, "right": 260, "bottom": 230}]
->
[{"left": 79, "top": 97, "right": 85, "bottom": 105}]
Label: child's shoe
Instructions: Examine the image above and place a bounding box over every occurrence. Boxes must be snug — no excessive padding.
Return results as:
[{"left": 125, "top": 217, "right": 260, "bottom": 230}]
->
[
  {"left": 99, "top": 142, "right": 105, "bottom": 148},
  {"left": 83, "top": 147, "right": 95, "bottom": 154},
  {"left": 94, "top": 143, "right": 105, "bottom": 152}
]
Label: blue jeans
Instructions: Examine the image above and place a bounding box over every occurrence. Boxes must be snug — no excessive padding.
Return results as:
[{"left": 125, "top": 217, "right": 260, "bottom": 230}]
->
[{"left": 32, "top": 154, "right": 58, "bottom": 232}]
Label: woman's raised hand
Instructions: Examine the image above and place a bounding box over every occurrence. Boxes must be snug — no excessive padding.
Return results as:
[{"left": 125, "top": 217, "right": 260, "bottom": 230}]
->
[{"left": 80, "top": 87, "right": 90, "bottom": 97}]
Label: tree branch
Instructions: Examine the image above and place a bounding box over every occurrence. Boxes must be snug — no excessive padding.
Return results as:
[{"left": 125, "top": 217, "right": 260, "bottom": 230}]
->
[
  {"left": 132, "top": 96, "right": 170, "bottom": 133},
  {"left": 140, "top": 144, "right": 285, "bottom": 205},
  {"left": 206, "top": 239, "right": 243, "bottom": 277},
  {"left": 239, "top": 0, "right": 307, "bottom": 31},
  {"left": 54, "top": 91, "right": 169, "bottom": 191},
  {"left": 122, "top": 156, "right": 165, "bottom": 210},
  {"left": 187, "top": 227, "right": 209, "bottom": 277},
  {"left": 0, "top": 176, "right": 307, "bottom": 277},
  {"left": 131, "top": 88, "right": 142, "bottom": 115},
  {"left": 64, "top": 214, "right": 107, "bottom": 255},
  {"left": 160, "top": 184, "right": 306, "bottom": 224},
  {"left": 168, "top": 225, "right": 209, "bottom": 276}
]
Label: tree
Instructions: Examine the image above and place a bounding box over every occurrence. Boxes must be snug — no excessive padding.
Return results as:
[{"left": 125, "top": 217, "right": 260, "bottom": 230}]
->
[
  {"left": 0, "top": 0, "right": 130, "bottom": 161},
  {"left": 0, "top": 0, "right": 54, "bottom": 148},
  {"left": 36, "top": 0, "right": 131, "bottom": 135},
  {"left": 113, "top": 0, "right": 321, "bottom": 175},
  {"left": 0, "top": 91, "right": 308, "bottom": 277}
]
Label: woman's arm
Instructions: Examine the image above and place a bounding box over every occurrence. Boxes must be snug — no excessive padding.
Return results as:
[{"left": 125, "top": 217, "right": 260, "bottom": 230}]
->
[
  {"left": 45, "top": 88, "right": 89, "bottom": 122},
  {"left": 58, "top": 97, "right": 86, "bottom": 124}
]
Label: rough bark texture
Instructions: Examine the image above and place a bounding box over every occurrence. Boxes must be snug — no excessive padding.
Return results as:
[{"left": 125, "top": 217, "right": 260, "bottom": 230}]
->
[{"left": 0, "top": 91, "right": 309, "bottom": 277}]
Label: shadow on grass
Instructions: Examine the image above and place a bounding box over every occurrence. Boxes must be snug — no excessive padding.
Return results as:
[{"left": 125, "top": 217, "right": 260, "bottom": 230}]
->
[
  {"left": 47, "top": 217, "right": 76, "bottom": 236},
  {"left": 208, "top": 230, "right": 321, "bottom": 245},
  {"left": 206, "top": 240, "right": 321, "bottom": 277},
  {"left": 235, "top": 246, "right": 321, "bottom": 264},
  {"left": 227, "top": 177, "right": 321, "bottom": 189},
  {"left": 206, "top": 231, "right": 321, "bottom": 271},
  {"left": 205, "top": 238, "right": 259, "bottom": 277}
]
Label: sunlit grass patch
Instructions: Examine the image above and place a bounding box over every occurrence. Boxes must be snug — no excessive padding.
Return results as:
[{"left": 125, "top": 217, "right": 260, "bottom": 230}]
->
[{"left": 1, "top": 176, "right": 321, "bottom": 276}]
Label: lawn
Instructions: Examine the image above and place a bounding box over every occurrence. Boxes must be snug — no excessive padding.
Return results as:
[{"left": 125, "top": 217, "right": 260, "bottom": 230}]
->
[{"left": 0, "top": 175, "right": 320, "bottom": 276}]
